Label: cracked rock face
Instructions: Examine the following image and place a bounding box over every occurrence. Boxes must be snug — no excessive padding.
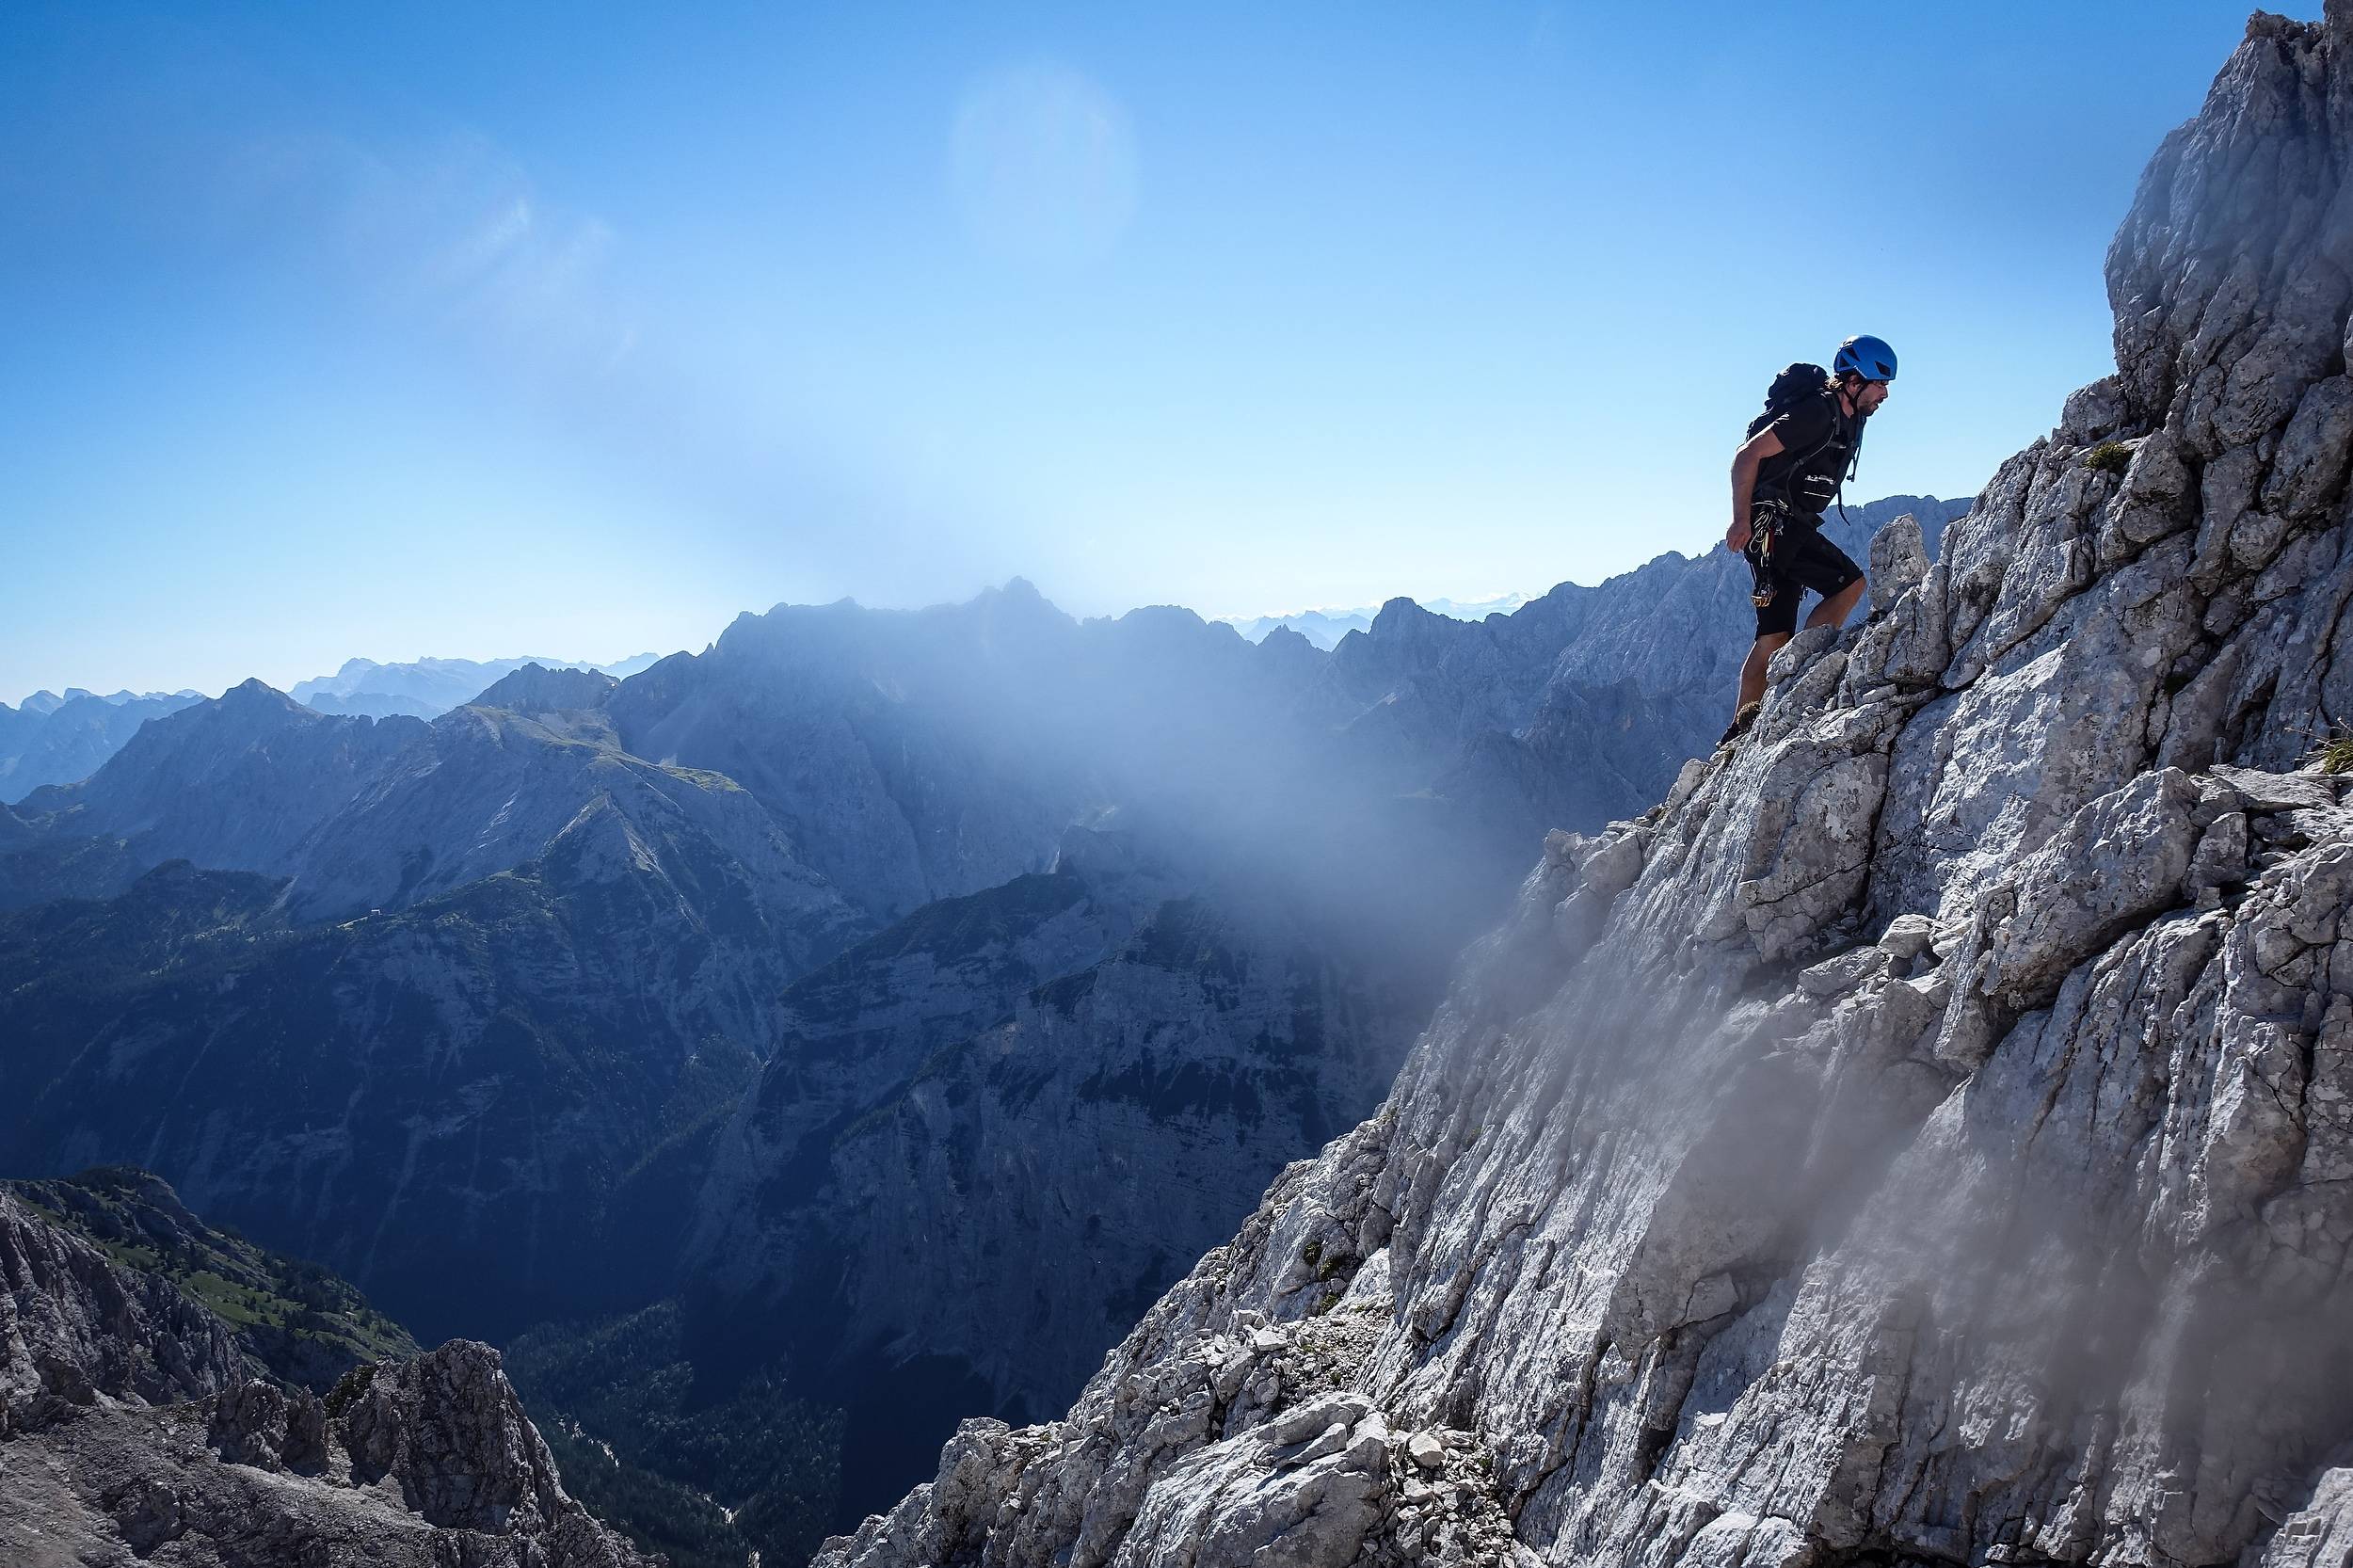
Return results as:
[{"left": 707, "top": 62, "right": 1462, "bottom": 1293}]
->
[
  {"left": 817, "top": 12, "right": 2353, "bottom": 1568},
  {"left": 0, "top": 1192, "right": 649, "bottom": 1566}
]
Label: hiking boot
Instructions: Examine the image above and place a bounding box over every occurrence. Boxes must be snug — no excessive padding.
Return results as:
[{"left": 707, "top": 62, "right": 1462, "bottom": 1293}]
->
[{"left": 1719, "top": 701, "right": 1762, "bottom": 747}]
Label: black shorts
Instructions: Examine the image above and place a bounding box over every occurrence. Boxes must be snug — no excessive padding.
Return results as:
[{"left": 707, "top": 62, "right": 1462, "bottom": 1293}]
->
[{"left": 1746, "top": 517, "right": 1863, "bottom": 639}]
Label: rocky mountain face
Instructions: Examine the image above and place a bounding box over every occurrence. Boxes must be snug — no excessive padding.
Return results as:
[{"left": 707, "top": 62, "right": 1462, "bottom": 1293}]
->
[
  {"left": 672, "top": 824, "right": 1452, "bottom": 1525},
  {"left": 8, "top": 1167, "right": 421, "bottom": 1391},
  {"left": 0, "top": 1176, "right": 648, "bottom": 1567},
  {"left": 815, "top": 13, "right": 2353, "bottom": 1568},
  {"left": 0, "top": 677, "right": 867, "bottom": 1333},
  {"left": 0, "top": 688, "right": 203, "bottom": 804},
  {"left": 10, "top": 680, "right": 429, "bottom": 896},
  {"left": 0, "top": 831, "right": 828, "bottom": 1342}
]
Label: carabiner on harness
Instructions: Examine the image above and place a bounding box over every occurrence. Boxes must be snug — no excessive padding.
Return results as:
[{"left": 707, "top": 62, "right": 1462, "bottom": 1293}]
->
[{"left": 1747, "top": 502, "right": 1788, "bottom": 608}]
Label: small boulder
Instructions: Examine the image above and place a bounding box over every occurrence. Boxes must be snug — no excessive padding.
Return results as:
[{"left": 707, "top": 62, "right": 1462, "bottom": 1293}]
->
[
  {"left": 1799, "top": 946, "right": 1892, "bottom": 999},
  {"left": 1878, "top": 913, "right": 1940, "bottom": 961}
]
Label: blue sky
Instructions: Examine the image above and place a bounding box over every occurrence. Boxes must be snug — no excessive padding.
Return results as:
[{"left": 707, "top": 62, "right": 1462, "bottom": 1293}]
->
[{"left": 0, "top": 1, "right": 2287, "bottom": 701}]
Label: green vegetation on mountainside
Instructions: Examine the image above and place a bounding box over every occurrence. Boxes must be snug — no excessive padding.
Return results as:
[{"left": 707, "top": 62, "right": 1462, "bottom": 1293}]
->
[{"left": 6, "top": 1165, "right": 417, "bottom": 1390}]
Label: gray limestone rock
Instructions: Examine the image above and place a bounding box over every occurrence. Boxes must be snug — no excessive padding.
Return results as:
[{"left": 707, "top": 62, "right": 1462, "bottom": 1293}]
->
[{"left": 1866, "top": 514, "right": 1930, "bottom": 616}]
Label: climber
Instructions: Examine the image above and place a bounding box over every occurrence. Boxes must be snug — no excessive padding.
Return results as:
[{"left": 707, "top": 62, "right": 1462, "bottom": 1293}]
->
[{"left": 1718, "top": 334, "right": 1896, "bottom": 744}]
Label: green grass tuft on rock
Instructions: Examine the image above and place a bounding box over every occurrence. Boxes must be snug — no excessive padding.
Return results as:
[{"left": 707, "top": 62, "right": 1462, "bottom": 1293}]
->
[{"left": 2084, "top": 440, "right": 2134, "bottom": 475}]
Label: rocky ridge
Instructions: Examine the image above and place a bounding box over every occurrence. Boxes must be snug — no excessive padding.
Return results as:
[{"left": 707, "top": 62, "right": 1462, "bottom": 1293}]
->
[
  {"left": 816, "top": 12, "right": 2353, "bottom": 1568},
  {"left": 0, "top": 1187, "right": 649, "bottom": 1567}
]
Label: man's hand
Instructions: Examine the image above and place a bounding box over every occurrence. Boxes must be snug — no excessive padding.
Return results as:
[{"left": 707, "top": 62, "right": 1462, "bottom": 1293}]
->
[{"left": 1727, "top": 426, "right": 1782, "bottom": 557}]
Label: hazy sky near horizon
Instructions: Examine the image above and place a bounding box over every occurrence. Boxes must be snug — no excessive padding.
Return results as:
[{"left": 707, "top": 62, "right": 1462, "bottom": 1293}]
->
[{"left": 1, "top": 1, "right": 2287, "bottom": 701}]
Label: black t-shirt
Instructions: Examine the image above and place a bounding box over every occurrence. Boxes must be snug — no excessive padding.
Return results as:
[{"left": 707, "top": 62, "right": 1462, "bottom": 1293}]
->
[{"left": 1753, "top": 390, "right": 1857, "bottom": 517}]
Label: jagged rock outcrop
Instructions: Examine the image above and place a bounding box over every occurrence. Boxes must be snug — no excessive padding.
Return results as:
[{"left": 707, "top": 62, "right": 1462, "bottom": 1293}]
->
[
  {"left": 816, "top": 13, "right": 2353, "bottom": 1568},
  {"left": 1, "top": 1188, "right": 244, "bottom": 1433},
  {"left": 0, "top": 1190, "right": 650, "bottom": 1566}
]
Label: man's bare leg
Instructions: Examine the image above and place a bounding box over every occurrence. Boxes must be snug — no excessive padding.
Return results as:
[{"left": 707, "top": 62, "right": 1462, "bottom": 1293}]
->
[
  {"left": 1732, "top": 580, "right": 1865, "bottom": 734},
  {"left": 1807, "top": 577, "right": 1866, "bottom": 631},
  {"left": 1737, "top": 632, "right": 1790, "bottom": 712}
]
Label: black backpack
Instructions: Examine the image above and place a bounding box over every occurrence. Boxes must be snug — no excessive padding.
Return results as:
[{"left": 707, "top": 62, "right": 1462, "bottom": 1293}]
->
[
  {"left": 1747, "top": 361, "right": 1865, "bottom": 518},
  {"left": 1747, "top": 362, "right": 1832, "bottom": 439}
]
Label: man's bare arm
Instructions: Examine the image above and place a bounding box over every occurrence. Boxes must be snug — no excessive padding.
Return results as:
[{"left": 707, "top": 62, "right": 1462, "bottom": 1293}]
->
[{"left": 1726, "top": 427, "right": 1784, "bottom": 552}]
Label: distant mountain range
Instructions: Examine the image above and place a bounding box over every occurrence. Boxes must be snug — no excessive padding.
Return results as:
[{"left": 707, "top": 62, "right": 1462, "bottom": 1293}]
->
[
  {"left": 0, "top": 652, "right": 672, "bottom": 802},
  {"left": 1216, "top": 592, "right": 1531, "bottom": 650},
  {"left": 0, "top": 688, "right": 205, "bottom": 802},
  {"left": 288, "top": 651, "right": 671, "bottom": 718},
  {"left": 0, "top": 510, "right": 1952, "bottom": 806}
]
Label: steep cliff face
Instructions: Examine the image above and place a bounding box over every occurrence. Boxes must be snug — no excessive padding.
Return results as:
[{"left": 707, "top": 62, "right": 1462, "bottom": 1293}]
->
[
  {"left": 660, "top": 824, "right": 1449, "bottom": 1530},
  {"left": 0, "top": 1189, "right": 650, "bottom": 1567},
  {"left": 817, "top": 13, "right": 2353, "bottom": 1568}
]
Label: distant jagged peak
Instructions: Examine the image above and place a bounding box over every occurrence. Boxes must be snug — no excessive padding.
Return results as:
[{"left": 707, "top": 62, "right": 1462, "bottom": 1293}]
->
[
  {"left": 1252, "top": 623, "right": 1326, "bottom": 677},
  {"left": 215, "top": 677, "right": 323, "bottom": 722},
  {"left": 1369, "top": 594, "right": 1441, "bottom": 632},
  {"left": 170, "top": 668, "right": 341, "bottom": 725},
  {"left": 712, "top": 577, "right": 1086, "bottom": 670},
  {"left": 468, "top": 662, "right": 619, "bottom": 718},
  {"left": 1051, "top": 817, "right": 1152, "bottom": 884},
  {"left": 1092, "top": 601, "right": 1250, "bottom": 656},
  {"left": 120, "top": 678, "right": 399, "bottom": 753}
]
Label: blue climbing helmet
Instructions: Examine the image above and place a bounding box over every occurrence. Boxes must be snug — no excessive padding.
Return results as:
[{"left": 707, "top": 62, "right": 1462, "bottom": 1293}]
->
[{"left": 1834, "top": 334, "right": 1897, "bottom": 382}]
